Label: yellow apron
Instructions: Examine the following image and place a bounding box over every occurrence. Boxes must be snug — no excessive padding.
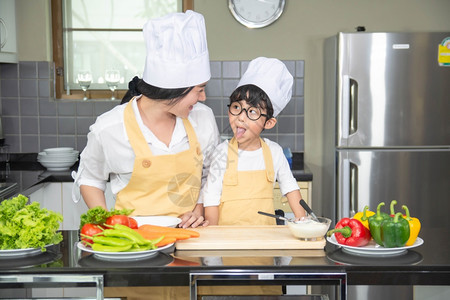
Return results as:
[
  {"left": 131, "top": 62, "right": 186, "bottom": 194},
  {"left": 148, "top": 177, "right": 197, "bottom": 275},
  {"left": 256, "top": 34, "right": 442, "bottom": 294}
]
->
[
  {"left": 115, "top": 98, "right": 203, "bottom": 217},
  {"left": 199, "top": 137, "right": 282, "bottom": 297},
  {"left": 219, "top": 137, "right": 276, "bottom": 226},
  {"left": 105, "top": 98, "right": 203, "bottom": 300}
]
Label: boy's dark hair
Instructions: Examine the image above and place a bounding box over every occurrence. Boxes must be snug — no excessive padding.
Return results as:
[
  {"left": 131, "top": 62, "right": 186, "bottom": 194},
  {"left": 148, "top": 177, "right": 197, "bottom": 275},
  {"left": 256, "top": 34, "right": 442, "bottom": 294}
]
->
[
  {"left": 229, "top": 84, "right": 274, "bottom": 119},
  {"left": 121, "top": 76, "right": 194, "bottom": 105}
]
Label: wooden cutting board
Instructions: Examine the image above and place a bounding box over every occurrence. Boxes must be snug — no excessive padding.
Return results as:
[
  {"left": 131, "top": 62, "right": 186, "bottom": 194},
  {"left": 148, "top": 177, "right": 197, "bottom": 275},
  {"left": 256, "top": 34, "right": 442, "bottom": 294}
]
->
[{"left": 175, "top": 225, "right": 326, "bottom": 250}]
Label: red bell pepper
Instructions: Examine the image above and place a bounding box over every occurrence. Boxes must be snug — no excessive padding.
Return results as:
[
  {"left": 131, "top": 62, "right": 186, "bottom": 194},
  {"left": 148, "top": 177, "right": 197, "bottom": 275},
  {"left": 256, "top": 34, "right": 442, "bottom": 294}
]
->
[{"left": 327, "top": 218, "right": 371, "bottom": 247}]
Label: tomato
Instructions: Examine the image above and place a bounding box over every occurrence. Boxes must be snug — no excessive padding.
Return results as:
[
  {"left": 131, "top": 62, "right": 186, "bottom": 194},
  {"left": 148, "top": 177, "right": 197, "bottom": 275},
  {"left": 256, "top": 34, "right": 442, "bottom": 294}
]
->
[
  {"left": 105, "top": 215, "right": 130, "bottom": 227},
  {"left": 128, "top": 217, "right": 138, "bottom": 229},
  {"left": 80, "top": 223, "right": 103, "bottom": 244}
]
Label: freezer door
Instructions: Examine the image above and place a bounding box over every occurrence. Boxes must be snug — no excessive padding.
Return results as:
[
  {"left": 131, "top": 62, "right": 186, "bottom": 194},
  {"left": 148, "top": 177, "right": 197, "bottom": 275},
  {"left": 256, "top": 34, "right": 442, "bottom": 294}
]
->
[
  {"left": 337, "top": 32, "right": 450, "bottom": 148},
  {"left": 336, "top": 149, "right": 450, "bottom": 229}
]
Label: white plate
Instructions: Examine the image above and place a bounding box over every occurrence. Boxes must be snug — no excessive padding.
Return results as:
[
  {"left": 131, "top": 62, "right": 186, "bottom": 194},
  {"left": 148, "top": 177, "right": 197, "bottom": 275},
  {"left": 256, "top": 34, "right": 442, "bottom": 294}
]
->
[
  {"left": 77, "top": 242, "right": 174, "bottom": 261},
  {"left": 38, "top": 155, "right": 79, "bottom": 162},
  {"left": 43, "top": 147, "right": 74, "bottom": 154},
  {"left": 45, "top": 167, "right": 72, "bottom": 171},
  {"left": 38, "top": 160, "right": 77, "bottom": 170},
  {"left": 0, "top": 246, "right": 48, "bottom": 257},
  {"left": 327, "top": 234, "right": 424, "bottom": 257},
  {"left": 38, "top": 150, "right": 79, "bottom": 157},
  {"left": 132, "top": 216, "right": 181, "bottom": 228}
]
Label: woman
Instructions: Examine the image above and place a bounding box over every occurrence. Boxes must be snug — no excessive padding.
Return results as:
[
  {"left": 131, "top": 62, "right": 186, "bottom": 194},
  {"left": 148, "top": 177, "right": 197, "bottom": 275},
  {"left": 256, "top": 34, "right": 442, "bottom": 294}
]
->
[{"left": 73, "top": 10, "right": 219, "bottom": 229}]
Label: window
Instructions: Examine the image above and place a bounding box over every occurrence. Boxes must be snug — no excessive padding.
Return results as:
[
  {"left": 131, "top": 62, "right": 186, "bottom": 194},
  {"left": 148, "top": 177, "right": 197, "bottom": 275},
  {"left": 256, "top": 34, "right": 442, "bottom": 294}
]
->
[{"left": 51, "top": 0, "right": 193, "bottom": 100}]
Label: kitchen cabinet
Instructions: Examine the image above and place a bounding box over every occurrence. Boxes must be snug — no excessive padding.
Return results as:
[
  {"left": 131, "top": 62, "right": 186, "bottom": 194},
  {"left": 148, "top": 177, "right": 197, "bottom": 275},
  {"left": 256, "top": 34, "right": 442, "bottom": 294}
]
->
[
  {"left": 0, "top": 0, "right": 18, "bottom": 63},
  {"left": 273, "top": 181, "right": 312, "bottom": 214}
]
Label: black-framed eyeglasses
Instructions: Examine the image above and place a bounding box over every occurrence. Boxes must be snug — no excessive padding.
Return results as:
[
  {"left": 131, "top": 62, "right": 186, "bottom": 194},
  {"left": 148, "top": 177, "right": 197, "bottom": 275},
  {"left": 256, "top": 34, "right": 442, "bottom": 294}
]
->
[{"left": 227, "top": 102, "right": 268, "bottom": 121}]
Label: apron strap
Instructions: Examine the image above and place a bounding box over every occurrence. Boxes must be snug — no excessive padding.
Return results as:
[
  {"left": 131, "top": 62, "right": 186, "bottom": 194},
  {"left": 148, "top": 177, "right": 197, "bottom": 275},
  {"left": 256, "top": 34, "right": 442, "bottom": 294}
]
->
[
  {"left": 123, "top": 97, "right": 153, "bottom": 158},
  {"left": 182, "top": 118, "right": 201, "bottom": 153},
  {"left": 223, "top": 137, "right": 274, "bottom": 185},
  {"left": 223, "top": 137, "right": 238, "bottom": 186},
  {"left": 260, "top": 138, "right": 275, "bottom": 183},
  {"left": 124, "top": 99, "right": 201, "bottom": 159}
]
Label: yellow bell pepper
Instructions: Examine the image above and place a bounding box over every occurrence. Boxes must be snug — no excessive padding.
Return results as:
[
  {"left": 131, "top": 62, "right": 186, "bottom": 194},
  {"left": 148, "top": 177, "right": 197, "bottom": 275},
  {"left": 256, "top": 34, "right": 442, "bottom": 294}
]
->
[
  {"left": 352, "top": 205, "right": 375, "bottom": 230},
  {"left": 402, "top": 205, "right": 421, "bottom": 246}
]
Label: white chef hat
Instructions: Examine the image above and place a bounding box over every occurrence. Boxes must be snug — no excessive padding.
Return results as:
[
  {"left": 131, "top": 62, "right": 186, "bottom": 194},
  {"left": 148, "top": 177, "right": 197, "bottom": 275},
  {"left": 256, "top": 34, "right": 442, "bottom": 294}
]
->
[
  {"left": 237, "top": 57, "right": 293, "bottom": 117},
  {"left": 142, "top": 10, "right": 211, "bottom": 88}
]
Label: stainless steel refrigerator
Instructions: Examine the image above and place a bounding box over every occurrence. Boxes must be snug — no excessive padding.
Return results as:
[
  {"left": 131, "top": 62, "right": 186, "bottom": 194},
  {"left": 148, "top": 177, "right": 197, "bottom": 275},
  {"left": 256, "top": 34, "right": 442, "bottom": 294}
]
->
[{"left": 322, "top": 32, "right": 450, "bottom": 300}]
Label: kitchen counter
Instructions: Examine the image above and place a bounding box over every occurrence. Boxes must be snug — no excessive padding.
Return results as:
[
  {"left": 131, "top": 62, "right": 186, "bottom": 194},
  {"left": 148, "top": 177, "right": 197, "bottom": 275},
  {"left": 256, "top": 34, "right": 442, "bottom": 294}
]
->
[
  {"left": 5, "top": 154, "right": 449, "bottom": 297},
  {"left": 0, "top": 227, "right": 449, "bottom": 295},
  {"left": 0, "top": 153, "right": 76, "bottom": 201}
]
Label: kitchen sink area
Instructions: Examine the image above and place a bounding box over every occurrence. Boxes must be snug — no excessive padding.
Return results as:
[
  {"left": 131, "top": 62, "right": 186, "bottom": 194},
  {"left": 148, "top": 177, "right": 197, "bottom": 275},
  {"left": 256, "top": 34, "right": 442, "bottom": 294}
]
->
[{"left": 0, "top": 181, "right": 18, "bottom": 199}]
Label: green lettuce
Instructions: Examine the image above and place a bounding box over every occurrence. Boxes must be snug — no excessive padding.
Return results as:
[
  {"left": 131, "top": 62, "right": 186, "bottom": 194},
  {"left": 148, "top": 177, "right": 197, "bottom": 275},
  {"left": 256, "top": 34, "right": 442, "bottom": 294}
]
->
[{"left": 0, "top": 194, "right": 63, "bottom": 251}]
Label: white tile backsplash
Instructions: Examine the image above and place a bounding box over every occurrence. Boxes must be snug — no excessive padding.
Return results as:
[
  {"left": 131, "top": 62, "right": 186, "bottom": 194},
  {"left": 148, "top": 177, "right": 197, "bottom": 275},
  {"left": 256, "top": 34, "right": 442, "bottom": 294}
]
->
[{"left": 0, "top": 60, "right": 305, "bottom": 153}]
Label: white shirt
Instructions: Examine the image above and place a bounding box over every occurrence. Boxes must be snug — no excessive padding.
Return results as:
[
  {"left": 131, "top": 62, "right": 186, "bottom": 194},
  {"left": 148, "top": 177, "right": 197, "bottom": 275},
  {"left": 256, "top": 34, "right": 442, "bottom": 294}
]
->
[
  {"left": 200, "top": 138, "right": 299, "bottom": 207},
  {"left": 73, "top": 96, "right": 220, "bottom": 202}
]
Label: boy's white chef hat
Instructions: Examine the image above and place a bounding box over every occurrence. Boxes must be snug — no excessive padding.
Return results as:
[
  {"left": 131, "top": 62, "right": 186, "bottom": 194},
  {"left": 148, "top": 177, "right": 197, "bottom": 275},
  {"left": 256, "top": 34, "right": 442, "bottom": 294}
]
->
[
  {"left": 237, "top": 57, "right": 293, "bottom": 117},
  {"left": 142, "top": 10, "right": 210, "bottom": 88}
]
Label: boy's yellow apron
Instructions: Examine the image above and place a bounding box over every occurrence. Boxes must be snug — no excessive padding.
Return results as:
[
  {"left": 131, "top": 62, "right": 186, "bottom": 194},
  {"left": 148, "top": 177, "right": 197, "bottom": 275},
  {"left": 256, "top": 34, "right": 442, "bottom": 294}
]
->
[
  {"left": 105, "top": 97, "right": 202, "bottom": 300},
  {"left": 199, "top": 137, "right": 282, "bottom": 297},
  {"left": 219, "top": 137, "right": 276, "bottom": 226}
]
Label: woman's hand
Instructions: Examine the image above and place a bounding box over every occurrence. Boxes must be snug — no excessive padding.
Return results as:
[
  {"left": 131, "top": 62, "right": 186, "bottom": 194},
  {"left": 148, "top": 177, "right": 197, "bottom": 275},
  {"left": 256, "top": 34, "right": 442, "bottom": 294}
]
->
[{"left": 178, "top": 204, "right": 209, "bottom": 228}]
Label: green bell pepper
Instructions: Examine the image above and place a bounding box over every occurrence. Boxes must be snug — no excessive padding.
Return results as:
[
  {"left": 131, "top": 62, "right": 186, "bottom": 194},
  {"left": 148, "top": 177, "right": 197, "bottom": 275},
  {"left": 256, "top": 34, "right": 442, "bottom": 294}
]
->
[
  {"left": 381, "top": 212, "right": 410, "bottom": 248},
  {"left": 368, "top": 202, "right": 390, "bottom": 246}
]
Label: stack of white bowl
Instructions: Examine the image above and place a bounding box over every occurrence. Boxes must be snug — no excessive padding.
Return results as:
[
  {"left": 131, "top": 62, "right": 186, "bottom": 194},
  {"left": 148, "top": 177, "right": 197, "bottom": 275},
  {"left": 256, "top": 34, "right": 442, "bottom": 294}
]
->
[{"left": 37, "top": 147, "right": 79, "bottom": 171}]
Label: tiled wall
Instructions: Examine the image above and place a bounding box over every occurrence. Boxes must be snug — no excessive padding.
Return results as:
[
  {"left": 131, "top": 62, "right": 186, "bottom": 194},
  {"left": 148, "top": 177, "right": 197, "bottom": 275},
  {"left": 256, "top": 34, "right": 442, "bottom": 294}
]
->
[{"left": 0, "top": 60, "right": 304, "bottom": 153}]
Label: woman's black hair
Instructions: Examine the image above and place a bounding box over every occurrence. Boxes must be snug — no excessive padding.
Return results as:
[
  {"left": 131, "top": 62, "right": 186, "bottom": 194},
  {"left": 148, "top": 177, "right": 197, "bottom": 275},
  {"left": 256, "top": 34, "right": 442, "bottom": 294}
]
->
[
  {"left": 229, "top": 84, "right": 274, "bottom": 119},
  {"left": 120, "top": 76, "right": 194, "bottom": 105}
]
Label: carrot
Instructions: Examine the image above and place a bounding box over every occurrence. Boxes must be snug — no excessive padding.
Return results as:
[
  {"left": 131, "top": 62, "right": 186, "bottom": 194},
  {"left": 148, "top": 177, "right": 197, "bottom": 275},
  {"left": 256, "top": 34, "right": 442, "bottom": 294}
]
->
[
  {"left": 138, "top": 224, "right": 200, "bottom": 238},
  {"left": 132, "top": 229, "right": 176, "bottom": 247},
  {"left": 156, "top": 236, "right": 177, "bottom": 247},
  {"left": 134, "top": 228, "right": 190, "bottom": 241}
]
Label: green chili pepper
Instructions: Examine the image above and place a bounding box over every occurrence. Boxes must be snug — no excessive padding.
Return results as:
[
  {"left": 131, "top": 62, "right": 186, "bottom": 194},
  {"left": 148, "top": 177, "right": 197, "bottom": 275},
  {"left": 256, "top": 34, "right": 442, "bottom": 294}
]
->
[
  {"left": 90, "top": 236, "right": 133, "bottom": 247},
  {"left": 128, "top": 243, "right": 157, "bottom": 252},
  {"left": 381, "top": 212, "right": 410, "bottom": 248},
  {"left": 128, "top": 236, "right": 163, "bottom": 251},
  {"left": 113, "top": 224, "right": 151, "bottom": 245},
  {"left": 81, "top": 233, "right": 133, "bottom": 247},
  {"left": 101, "top": 229, "right": 149, "bottom": 246},
  {"left": 368, "top": 202, "right": 391, "bottom": 246},
  {"left": 148, "top": 236, "right": 164, "bottom": 245},
  {"left": 91, "top": 243, "right": 133, "bottom": 252}
]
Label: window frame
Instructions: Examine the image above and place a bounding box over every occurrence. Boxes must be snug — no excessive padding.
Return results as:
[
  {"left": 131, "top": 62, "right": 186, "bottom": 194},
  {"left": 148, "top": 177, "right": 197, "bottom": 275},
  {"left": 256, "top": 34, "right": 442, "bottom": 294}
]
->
[{"left": 51, "top": 0, "right": 194, "bottom": 100}]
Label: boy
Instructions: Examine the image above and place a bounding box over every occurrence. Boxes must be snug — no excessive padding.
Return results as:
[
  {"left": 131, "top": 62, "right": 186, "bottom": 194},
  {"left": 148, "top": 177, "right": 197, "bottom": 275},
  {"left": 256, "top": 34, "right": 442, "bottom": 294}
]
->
[{"left": 202, "top": 57, "right": 306, "bottom": 225}]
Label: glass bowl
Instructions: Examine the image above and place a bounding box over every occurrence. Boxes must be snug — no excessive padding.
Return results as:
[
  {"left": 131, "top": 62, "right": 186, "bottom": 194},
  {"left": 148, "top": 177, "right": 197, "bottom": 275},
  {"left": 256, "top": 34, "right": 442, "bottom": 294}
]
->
[{"left": 287, "top": 217, "right": 331, "bottom": 241}]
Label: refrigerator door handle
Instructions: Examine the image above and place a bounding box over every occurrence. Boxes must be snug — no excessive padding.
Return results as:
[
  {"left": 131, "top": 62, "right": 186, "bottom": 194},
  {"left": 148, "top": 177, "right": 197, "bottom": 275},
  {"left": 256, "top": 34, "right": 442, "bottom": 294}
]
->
[
  {"left": 349, "top": 162, "right": 358, "bottom": 217},
  {"left": 349, "top": 78, "right": 358, "bottom": 135},
  {"left": 339, "top": 158, "right": 351, "bottom": 219},
  {"left": 341, "top": 75, "right": 358, "bottom": 139},
  {"left": 339, "top": 158, "right": 358, "bottom": 219},
  {"left": 341, "top": 75, "right": 350, "bottom": 139}
]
